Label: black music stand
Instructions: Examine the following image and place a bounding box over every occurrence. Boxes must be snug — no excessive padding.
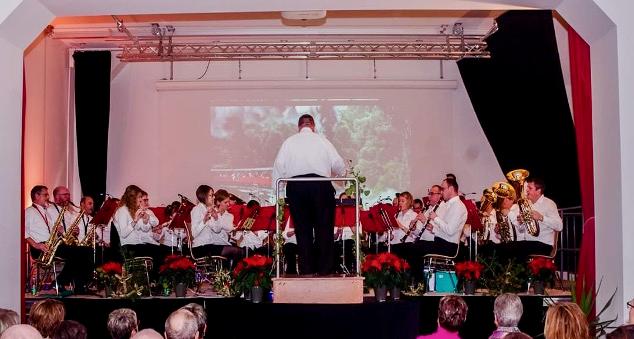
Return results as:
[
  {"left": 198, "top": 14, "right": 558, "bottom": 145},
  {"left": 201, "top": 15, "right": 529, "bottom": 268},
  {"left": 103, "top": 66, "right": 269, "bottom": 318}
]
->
[
  {"left": 250, "top": 206, "right": 277, "bottom": 257},
  {"left": 90, "top": 198, "right": 119, "bottom": 266},
  {"left": 334, "top": 204, "right": 357, "bottom": 274}
]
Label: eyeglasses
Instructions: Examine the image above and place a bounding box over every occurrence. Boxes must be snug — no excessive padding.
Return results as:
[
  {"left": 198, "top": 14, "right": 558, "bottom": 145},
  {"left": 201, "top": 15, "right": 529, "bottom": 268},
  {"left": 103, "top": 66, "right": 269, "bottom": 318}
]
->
[
  {"left": 628, "top": 301, "right": 633, "bottom": 309},
  {"left": 428, "top": 192, "right": 441, "bottom": 196}
]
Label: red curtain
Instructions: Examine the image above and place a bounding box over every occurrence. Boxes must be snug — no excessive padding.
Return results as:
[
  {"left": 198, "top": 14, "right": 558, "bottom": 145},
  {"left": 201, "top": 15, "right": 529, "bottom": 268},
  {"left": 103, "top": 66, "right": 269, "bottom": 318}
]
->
[{"left": 568, "top": 26, "right": 595, "bottom": 313}]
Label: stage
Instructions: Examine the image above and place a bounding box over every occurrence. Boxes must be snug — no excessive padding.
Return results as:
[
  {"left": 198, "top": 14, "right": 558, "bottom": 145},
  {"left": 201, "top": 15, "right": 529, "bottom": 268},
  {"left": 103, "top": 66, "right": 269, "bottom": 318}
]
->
[{"left": 25, "top": 292, "right": 564, "bottom": 339}]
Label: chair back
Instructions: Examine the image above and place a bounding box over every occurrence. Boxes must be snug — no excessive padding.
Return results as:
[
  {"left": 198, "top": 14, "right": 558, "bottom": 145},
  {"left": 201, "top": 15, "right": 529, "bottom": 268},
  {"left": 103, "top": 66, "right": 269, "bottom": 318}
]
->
[{"left": 548, "top": 231, "right": 560, "bottom": 258}]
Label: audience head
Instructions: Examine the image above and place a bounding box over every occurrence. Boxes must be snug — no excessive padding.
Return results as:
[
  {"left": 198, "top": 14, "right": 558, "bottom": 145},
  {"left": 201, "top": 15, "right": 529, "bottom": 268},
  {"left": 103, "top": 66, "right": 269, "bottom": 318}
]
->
[
  {"left": 165, "top": 309, "right": 198, "bottom": 339},
  {"left": 437, "top": 295, "right": 468, "bottom": 333},
  {"left": 607, "top": 325, "right": 634, "bottom": 339},
  {"left": 195, "top": 185, "right": 214, "bottom": 205},
  {"left": 504, "top": 333, "right": 532, "bottom": 339},
  {"left": 28, "top": 299, "right": 66, "bottom": 338},
  {"left": 494, "top": 293, "right": 523, "bottom": 328},
  {"left": 50, "top": 320, "right": 87, "bottom": 339},
  {"left": 179, "top": 303, "right": 207, "bottom": 338},
  {"left": 0, "top": 324, "right": 43, "bottom": 339},
  {"left": 107, "top": 308, "right": 138, "bottom": 339},
  {"left": 544, "top": 301, "right": 589, "bottom": 339},
  {"left": 0, "top": 309, "right": 19, "bottom": 336},
  {"left": 131, "top": 329, "right": 163, "bottom": 339}
]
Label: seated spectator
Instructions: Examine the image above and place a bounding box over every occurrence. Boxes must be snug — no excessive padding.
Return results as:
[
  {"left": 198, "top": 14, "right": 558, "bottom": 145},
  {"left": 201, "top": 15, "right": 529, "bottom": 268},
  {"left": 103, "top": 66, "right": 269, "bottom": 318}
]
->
[
  {"left": 179, "top": 303, "right": 207, "bottom": 339},
  {"left": 416, "top": 294, "right": 468, "bottom": 339},
  {"left": 131, "top": 329, "right": 163, "bottom": 339},
  {"left": 544, "top": 301, "right": 589, "bottom": 339},
  {"left": 50, "top": 320, "right": 87, "bottom": 339},
  {"left": 107, "top": 308, "right": 138, "bottom": 339},
  {"left": 489, "top": 293, "right": 523, "bottom": 338},
  {"left": 28, "top": 299, "right": 66, "bottom": 338},
  {"left": 503, "top": 333, "right": 532, "bottom": 339},
  {"left": 607, "top": 324, "right": 634, "bottom": 339},
  {"left": 0, "top": 324, "right": 43, "bottom": 339},
  {"left": 164, "top": 309, "right": 198, "bottom": 339},
  {"left": 0, "top": 308, "right": 19, "bottom": 336}
]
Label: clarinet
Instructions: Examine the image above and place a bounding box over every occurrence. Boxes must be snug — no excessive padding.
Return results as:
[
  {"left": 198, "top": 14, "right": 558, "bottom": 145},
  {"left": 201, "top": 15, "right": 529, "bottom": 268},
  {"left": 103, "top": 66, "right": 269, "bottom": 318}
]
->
[
  {"left": 414, "top": 202, "right": 441, "bottom": 243},
  {"left": 400, "top": 213, "right": 421, "bottom": 243}
]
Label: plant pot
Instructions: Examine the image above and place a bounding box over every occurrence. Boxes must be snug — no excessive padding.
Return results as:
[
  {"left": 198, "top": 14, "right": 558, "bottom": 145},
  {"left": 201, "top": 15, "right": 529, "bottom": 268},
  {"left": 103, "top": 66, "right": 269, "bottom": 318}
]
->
[
  {"left": 251, "top": 286, "right": 264, "bottom": 303},
  {"left": 532, "top": 280, "right": 545, "bottom": 295},
  {"left": 175, "top": 283, "right": 187, "bottom": 298},
  {"left": 374, "top": 286, "right": 387, "bottom": 302},
  {"left": 390, "top": 287, "right": 401, "bottom": 300},
  {"left": 464, "top": 281, "right": 476, "bottom": 295}
]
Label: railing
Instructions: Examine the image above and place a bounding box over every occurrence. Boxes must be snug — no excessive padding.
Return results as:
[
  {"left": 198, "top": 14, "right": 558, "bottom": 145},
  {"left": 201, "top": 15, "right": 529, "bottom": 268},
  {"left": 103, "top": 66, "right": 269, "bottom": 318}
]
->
[{"left": 557, "top": 206, "right": 583, "bottom": 281}]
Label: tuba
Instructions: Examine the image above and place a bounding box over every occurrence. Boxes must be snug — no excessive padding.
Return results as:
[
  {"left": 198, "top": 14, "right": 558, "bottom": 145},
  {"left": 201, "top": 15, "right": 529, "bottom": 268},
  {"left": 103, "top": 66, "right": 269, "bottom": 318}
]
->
[
  {"left": 37, "top": 205, "right": 67, "bottom": 267},
  {"left": 506, "top": 169, "right": 540, "bottom": 237},
  {"left": 477, "top": 188, "right": 496, "bottom": 246},
  {"left": 492, "top": 182, "right": 517, "bottom": 243}
]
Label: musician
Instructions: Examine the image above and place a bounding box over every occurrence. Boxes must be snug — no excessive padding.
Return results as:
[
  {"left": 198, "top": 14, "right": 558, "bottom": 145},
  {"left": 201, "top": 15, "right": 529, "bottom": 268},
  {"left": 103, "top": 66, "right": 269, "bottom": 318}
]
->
[
  {"left": 413, "top": 199, "right": 424, "bottom": 214},
  {"left": 154, "top": 201, "right": 188, "bottom": 255},
  {"left": 136, "top": 191, "right": 165, "bottom": 271},
  {"left": 406, "top": 178, "right": 467, "bottom": 283},
  {"left": 190, "top": 186, "right": 243, "bottom": 267},
  {"left": 232, "top": 200, "right": 270, "bottom": 257},
  {"left": 272, "top": 113, "right": 346, "bottom": 276},
  {"left": 77, "top": 196, "right": 95, "bottom": 245},
  {"left": 112, "top": 185, "right": 158, "bottom": 259},
  {"left": 508, "top": 176, "right": 562, "bottom": 262},
  {"left": 25, "top": 185, "right": 93, "bottom": 294},
  {"left": 478, "top": 193, "right": 519, "bottom": 261},
  {"left": 281, "top": 218, "right": 298, "bottom": 275},
  {"left": 419, "top": 185, "right": 447, "bottom": 242}
]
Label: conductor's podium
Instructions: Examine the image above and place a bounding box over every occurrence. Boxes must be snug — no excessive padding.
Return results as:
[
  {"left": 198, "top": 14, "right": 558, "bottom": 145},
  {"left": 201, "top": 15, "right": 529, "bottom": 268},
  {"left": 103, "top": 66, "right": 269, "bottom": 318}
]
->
[{"left": 272, "top": 275, "right": 364, "bottom": 304}]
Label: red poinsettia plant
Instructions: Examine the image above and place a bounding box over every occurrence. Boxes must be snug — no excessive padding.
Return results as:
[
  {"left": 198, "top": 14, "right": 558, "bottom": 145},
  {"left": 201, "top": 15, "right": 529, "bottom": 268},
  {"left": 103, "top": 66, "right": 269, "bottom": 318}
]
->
[
  {"left": 361, "top": 252, "right": 411, "bottom": 289},
  {"left": 232, "top": 255, "right": 274, "bottom": 291},
  {"left": 528, "top": 257, "right": 557, "bottom": 284},
  {"left": 455, "top": 260, "right": 485, "bottom": 282},
  {"left": 159, "top": 254, "right": 196, "bottom": 288},
  {"left": 96, "top": 261, "right": 122, "bottom": 288}
]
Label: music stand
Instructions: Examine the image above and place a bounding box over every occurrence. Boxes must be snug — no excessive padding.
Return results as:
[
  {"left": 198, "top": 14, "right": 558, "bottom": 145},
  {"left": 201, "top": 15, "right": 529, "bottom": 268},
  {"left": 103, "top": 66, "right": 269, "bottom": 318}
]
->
[
  {"left": 369, "top": 203, "right": 398, "bottom": 252},
  {"left": 461, "top": 199, "right": 482, "bottom": 260},
  {"left": 89, "top": 198, "right": 119, "bottom": 280},
  {"left": 334, "top": 204, "right": 357, "bottom": 274},
  {"left": 249, "top": 206, "right": 277, "bottom": 257},
  {"left": 229, "top": 204, "right": 247, "bottom": 228}
]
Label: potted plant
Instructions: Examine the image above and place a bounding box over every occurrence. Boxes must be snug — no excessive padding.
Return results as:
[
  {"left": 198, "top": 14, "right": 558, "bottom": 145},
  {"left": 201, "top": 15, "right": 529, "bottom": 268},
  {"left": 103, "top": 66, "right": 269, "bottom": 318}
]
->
[
  {"left": 159, "top": 254, "right": 196, "bottom": 297},
  {"left": 527, "top": 257, "right": 557, "bottom": 294},
  {"left": 361, "top": 252, "right": 410, "bottom": 301},
  {"left": 455, "top": 260, "right": 484, "bottom": 295},
  {"left": 231, "top": 254, "right": 273, "bottom": 303},
  {"left": 96, "top": 261, "right": 122, "bottom": 296}
]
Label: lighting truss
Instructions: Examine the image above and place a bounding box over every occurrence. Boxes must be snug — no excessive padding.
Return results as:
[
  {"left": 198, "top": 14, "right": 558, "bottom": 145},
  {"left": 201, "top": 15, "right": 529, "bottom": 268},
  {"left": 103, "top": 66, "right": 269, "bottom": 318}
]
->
[{"left": 116, "top": 34, "right": 492, "bottom": 62}]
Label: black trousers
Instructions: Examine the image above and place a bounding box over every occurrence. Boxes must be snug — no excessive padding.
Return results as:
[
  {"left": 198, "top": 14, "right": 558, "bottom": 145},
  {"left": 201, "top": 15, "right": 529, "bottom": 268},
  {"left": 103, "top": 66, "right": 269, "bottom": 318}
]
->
[
  {"left": 286, "top": 174, "right": 336, "bottom": 275},
  {"left": 282, "top": 243, "right": 298, "bottom": 274}
]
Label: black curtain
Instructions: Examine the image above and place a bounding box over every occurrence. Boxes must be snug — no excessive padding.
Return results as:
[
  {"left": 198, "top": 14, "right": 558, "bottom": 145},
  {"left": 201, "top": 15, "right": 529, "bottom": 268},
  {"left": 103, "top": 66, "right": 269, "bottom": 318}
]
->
[
  {"left": 73, "top": 51, "right": 111, "bottom": 210},
  {"left": 458, "top": 10, "right": 580, "bottom": 208}
]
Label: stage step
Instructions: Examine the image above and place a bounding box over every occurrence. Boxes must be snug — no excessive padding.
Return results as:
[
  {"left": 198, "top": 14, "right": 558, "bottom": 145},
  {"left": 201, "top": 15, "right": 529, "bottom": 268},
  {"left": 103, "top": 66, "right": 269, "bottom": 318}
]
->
[{"left": 272, "top": 275, "right": 364, "bottom": 304}]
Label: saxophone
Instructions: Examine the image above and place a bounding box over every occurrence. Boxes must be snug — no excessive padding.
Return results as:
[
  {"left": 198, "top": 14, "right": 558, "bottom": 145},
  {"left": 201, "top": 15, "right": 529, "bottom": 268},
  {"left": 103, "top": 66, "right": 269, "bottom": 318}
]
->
[
  {"left": 506, "top": 169, "right": 540, "bottom": 237},
  {"left": 36, "top": 205, "right": 67, "bottom": 267},
  {"left": 79, "top": 222, "right": 96, "bottom": 247},
  {"left": 477, "top": 188, "right": 496, "bottom": 246},
  {"left": 491, "top": 182, "right": 517, "bottom": 243},
  {"left": 62, "top": 209, "right": 84, "bottom": 246}
]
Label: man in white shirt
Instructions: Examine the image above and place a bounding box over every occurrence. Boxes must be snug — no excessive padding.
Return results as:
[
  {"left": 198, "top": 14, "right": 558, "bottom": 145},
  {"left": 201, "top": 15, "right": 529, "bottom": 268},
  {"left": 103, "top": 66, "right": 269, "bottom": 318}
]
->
[
  {"left": 508, "top": 176, "right": 562, "bottom": 263},
  {"left": 272, "top": 114, "right": 346, "bottom": 276}
]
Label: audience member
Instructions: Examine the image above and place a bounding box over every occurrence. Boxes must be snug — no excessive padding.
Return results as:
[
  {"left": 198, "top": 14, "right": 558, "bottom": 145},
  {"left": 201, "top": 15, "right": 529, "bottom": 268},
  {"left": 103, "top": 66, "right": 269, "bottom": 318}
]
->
[
  {"left": 0, "top": 309, "right": 19, "bottom": 336},
  {"left": 50, "top": 320, "right": 87, "bottom": 339},
  {"left": 107, "top": 308, "right": 138, "bottom": 339},
  {"left": 503, "top": 333, "right": 532, "bottom": 339},
  {"left": 28, "top": 299, "right": 66, "bottom": 338},
  {"left": 607, "top": 325, "right": 634, "bottom": 339},
  {"left": 544, "top": 301, "right": 589, "bottom": 339},
  {"left": 416, "top": 294, "right": 468, "bottom": 339},
  {"left": 0, "top": 324, "right": 43, "bottom": 339},
  {"left": 179, "top": 303, "right": 207, "bottom": 339},
  {"left": 164, "top": 309, "right": 198, "bottom": 339},
  {"left": 489, "top": 293, "right": 523, "bottom": 338},
  {"left": 131, "top": 329, "right": 163, "bottom": 339}
]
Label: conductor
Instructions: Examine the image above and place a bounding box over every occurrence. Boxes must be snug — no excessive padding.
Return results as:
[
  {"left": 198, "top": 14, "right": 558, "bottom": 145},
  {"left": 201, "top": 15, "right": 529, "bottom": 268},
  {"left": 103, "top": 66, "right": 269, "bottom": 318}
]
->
[{"left": 272, "top": 114, "right": 346, "bottom": 276}]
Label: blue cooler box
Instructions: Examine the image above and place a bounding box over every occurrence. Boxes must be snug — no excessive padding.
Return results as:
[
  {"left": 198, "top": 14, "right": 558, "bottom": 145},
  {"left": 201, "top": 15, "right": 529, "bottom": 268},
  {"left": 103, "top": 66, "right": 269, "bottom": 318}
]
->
[{"left": 435, "top": 271, "right": 458, "bottom": 293}]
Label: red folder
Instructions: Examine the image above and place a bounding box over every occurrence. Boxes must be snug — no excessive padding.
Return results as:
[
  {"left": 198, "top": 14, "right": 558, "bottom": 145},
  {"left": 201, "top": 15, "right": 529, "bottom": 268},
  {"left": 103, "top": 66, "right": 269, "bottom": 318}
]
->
[
  {"left": 169, "top": 200, "right": 195, "bottom": 229},
  {"left": 334, "top": 205, "right": 357, "bottom": 228},
  {"left": 249, "top": 206, "right": 278, "bottom": 232},
  {"left": 369, "top": 203, "right": 398, "bottom": 232},
  {"left": 462, "top": 199, "right": 483, "bottom": 232},
  {"left": 91, "top": 198, "right": 119, "bottom": 225}
]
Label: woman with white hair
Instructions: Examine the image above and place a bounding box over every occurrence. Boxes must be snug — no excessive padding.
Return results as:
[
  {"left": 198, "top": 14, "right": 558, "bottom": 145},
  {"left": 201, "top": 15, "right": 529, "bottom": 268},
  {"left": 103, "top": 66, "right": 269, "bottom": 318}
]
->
[{"left": 489, "top": 293, "right": 525, "bottom": 338}]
